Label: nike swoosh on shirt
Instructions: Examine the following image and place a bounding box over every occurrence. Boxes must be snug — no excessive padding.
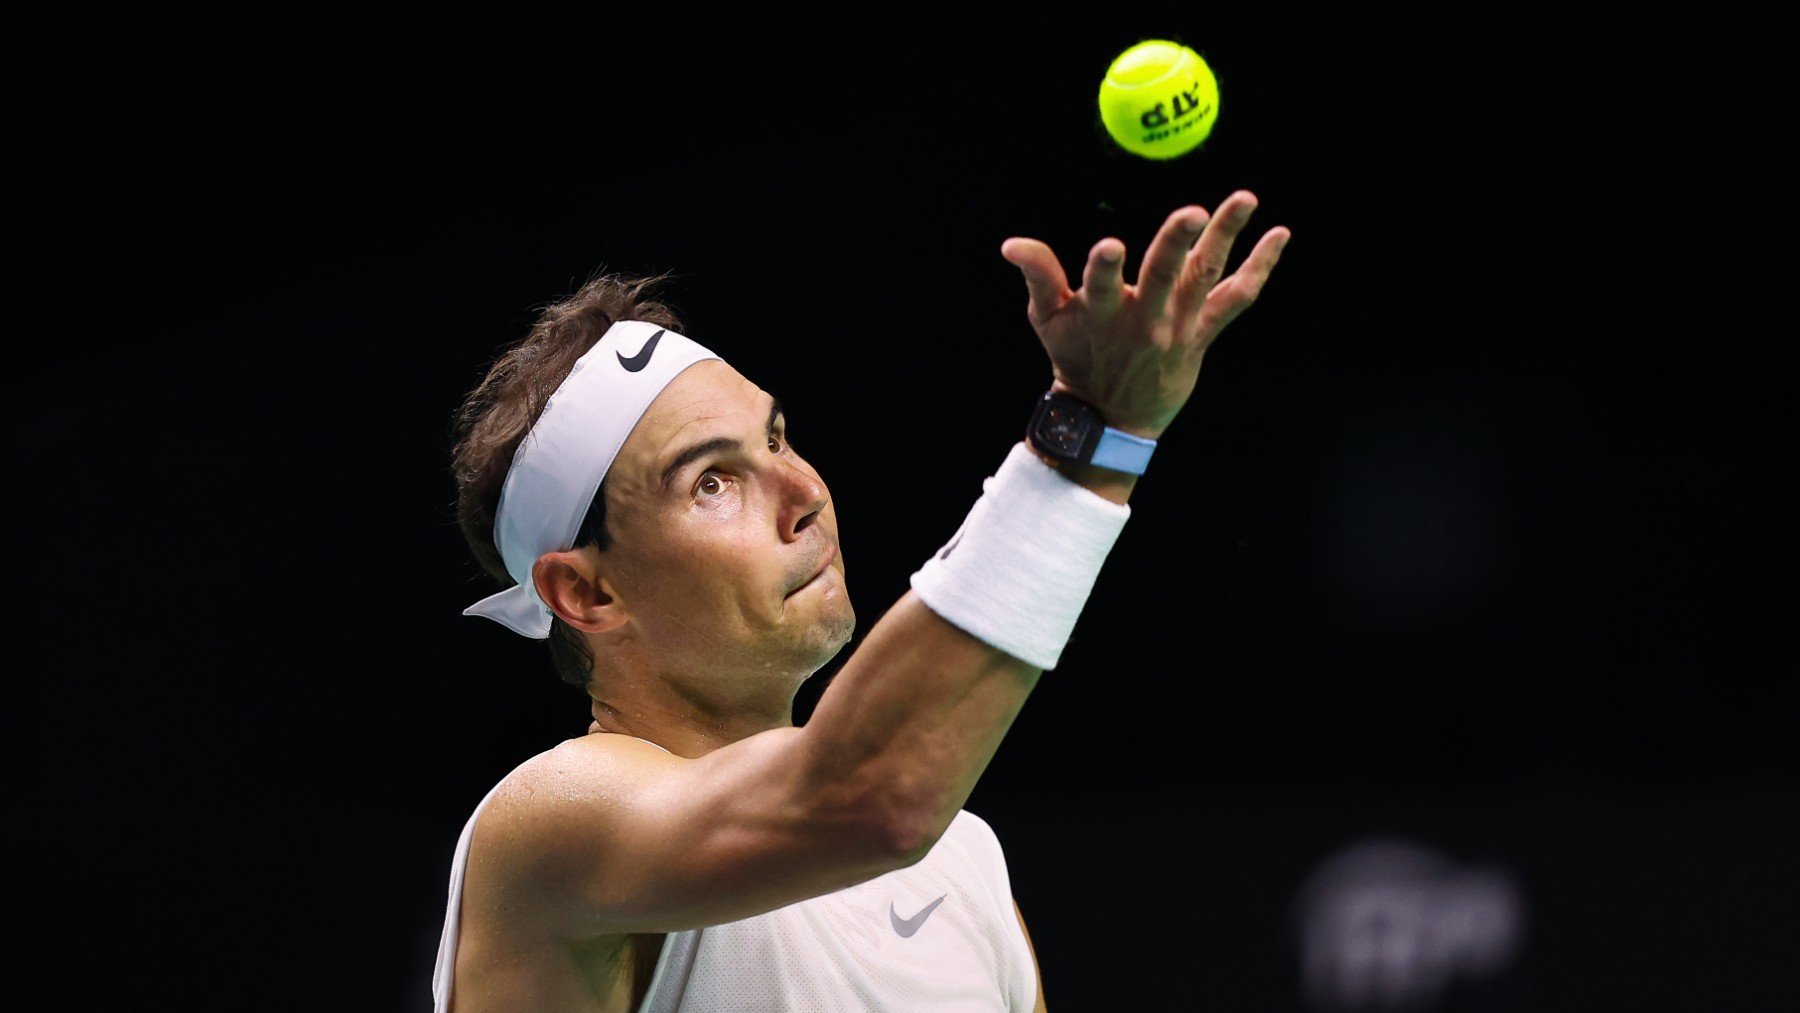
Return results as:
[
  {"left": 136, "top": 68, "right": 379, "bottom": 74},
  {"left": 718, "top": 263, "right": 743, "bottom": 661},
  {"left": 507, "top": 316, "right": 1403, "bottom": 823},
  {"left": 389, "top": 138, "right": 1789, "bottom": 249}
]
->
[
  {"left": 617, "top": 329, "right": 665, "bottom": 372},
  {"left": 937, "top": 526, "right": 966, "bottom": 560},
  {"left": 890, "top": 895, "right": 947, "bottom": 937}
]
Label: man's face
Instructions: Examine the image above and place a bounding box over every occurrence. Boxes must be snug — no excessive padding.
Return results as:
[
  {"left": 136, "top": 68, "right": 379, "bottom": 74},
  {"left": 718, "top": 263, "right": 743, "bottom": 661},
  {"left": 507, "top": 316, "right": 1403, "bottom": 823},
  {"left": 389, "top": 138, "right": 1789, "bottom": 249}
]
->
[{"left": 595, "top": 359, "right": 853, "bottom": 684}]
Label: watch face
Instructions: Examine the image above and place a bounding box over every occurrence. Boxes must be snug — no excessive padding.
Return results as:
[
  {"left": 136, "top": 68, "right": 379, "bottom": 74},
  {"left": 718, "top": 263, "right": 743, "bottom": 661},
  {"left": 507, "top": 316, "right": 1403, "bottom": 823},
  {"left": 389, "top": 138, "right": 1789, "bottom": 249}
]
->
[{"left": 1037, "top": 401, "right": 1090, "bottom": 455}]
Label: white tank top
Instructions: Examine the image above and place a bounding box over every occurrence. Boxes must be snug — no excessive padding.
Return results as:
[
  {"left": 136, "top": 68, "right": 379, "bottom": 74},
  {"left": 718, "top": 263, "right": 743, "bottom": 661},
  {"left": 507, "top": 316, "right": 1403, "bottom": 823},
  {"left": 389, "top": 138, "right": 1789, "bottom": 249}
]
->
[{"left": 433, "top": 743, "right": 1039, "bottom": 1012}]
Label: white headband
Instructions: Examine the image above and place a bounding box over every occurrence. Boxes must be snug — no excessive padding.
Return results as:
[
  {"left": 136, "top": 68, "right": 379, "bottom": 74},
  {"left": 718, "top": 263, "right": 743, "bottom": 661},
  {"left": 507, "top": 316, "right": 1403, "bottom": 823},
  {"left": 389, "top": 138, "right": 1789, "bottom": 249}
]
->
[{"left": 464, "top": 319, "right": 722, "bottom": 638}]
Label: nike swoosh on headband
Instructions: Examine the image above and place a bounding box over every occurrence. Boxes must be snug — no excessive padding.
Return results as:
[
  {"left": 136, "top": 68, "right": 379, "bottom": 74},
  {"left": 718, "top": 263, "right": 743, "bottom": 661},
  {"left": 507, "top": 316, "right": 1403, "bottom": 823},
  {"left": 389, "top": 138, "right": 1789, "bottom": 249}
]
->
[
  {"left": 617, "top": 328, "right": 664, "bottom": 372},
  {"left": 889, "top": 895, "right": 947, "bottom": 937}
]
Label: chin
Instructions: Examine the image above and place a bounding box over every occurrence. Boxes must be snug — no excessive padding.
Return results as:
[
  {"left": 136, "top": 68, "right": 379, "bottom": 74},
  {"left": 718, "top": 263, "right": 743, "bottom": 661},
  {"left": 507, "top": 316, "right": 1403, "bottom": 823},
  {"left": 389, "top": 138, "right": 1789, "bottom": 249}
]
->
[
  {"left": 824, "top": 589, "right": 856, "bottom": 648},
  {"left": 797, "top": 600, "right": 857, "bottom": 675}
]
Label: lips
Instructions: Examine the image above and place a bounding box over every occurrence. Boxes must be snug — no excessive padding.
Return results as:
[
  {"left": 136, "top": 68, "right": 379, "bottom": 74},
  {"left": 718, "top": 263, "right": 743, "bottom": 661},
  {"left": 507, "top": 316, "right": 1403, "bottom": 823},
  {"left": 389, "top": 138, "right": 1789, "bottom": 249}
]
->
[{"left": 790, "top": 543, "right": 837, "bottom": 595}]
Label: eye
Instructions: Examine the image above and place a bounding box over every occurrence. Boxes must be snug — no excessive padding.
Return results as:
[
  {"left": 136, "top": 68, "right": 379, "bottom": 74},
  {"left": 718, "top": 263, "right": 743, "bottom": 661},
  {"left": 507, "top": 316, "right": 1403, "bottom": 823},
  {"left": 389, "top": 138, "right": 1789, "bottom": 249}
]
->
[{"left": 695, "top": 472, "right": 729, "bottom": 498}]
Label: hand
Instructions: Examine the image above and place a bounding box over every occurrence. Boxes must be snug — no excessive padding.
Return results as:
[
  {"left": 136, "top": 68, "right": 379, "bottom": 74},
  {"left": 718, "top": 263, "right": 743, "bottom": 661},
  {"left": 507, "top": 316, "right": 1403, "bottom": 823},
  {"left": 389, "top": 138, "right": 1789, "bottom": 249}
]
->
[{"left": 1000, "top": 190, "right": 1290, "bottom": 438}]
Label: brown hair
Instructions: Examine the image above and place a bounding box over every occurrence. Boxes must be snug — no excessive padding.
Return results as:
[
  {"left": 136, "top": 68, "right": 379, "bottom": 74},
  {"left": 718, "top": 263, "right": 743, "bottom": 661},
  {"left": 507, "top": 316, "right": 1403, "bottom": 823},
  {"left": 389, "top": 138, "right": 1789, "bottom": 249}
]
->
[{"left": 451, "top": 267, "right": 687, "bottom": 690}]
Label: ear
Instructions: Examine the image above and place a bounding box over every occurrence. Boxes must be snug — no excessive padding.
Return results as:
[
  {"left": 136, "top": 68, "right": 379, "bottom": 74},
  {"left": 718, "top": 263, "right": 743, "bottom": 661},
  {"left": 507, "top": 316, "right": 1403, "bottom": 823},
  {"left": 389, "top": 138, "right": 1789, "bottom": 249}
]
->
[{"left": 532, "top": 547, "right": 628, "bottom": 635}]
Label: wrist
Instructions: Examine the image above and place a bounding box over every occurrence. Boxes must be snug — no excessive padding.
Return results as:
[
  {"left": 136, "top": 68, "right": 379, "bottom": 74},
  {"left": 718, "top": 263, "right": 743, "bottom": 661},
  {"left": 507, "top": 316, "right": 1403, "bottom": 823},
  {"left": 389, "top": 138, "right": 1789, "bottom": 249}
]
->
[
  {"left": 1026, "top": 388, "right": 1156, "bottom": 497},
  {"left": 1022, "top": 440, "right": 1138, "bottom": 506},
  {"left": 911, "top": 441, "right": 1132, "bottom": 670},
  {"left": 1046, "top": 378, "right": 1167, "bottom": 441}
]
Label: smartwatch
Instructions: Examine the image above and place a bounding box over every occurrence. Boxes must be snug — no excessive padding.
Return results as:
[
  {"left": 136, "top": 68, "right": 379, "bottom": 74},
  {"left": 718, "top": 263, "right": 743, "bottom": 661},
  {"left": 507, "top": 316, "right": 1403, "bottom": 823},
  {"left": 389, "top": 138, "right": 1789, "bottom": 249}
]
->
[{"left": 1025, "top": 390, "right": 1157, "bottom": 475}]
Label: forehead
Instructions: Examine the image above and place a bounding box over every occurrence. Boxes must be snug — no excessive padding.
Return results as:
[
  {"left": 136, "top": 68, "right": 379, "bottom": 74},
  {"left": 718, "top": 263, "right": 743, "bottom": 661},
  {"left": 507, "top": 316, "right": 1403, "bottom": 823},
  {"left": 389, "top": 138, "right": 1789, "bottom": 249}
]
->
[{"left": 615, "top": 358, "right": 766, "bottom": 472}]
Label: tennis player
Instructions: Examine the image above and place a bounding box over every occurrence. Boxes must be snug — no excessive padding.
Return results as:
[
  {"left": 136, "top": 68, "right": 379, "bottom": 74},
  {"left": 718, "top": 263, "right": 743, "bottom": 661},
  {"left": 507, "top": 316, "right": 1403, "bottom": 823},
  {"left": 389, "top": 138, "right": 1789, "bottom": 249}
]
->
[{"left": 433, "top": 191, "right": 1289, "bottom": 1011}]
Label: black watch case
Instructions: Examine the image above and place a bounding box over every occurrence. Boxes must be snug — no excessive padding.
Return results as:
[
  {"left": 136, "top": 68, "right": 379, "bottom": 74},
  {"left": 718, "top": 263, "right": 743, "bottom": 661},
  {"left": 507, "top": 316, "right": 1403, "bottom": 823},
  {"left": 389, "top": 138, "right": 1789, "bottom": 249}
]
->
[{"left": 1027, "top": 391, "right": 1102, "bottom": 465}]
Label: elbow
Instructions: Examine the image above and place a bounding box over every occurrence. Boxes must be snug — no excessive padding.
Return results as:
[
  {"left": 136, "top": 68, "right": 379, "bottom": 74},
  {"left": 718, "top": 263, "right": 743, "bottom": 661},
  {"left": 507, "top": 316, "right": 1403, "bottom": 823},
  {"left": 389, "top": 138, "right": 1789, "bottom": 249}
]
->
[
  {"left": 864, "top": 790, "right": 953, "bottom": 866},
  {"left": 802, "top": 736, "right": 951, "bottom": 866},
  {"left": 873, "top": 809, "right": 939, "bottom": 866}
]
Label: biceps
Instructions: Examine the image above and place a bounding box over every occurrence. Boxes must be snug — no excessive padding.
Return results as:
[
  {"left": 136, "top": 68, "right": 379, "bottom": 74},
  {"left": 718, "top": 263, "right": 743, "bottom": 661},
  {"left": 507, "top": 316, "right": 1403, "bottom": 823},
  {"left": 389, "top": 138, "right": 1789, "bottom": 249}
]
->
[{"left": 521, "top": 728, "right": 908, "bottom": 935}]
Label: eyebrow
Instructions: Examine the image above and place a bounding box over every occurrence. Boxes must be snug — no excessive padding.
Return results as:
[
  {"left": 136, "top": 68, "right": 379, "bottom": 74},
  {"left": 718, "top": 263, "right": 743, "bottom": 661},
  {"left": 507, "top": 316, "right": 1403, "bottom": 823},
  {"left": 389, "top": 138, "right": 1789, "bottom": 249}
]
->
[{"left": 659, "top": 395, "right": 785, "bottom": 492}]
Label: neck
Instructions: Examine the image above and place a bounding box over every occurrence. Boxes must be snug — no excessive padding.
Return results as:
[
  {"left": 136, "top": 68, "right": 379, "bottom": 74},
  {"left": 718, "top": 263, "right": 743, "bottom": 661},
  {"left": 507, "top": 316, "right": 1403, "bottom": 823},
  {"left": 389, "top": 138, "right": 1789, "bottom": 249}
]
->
[{"left": 588, "top": 670, "right": 801, "bottom": 758}]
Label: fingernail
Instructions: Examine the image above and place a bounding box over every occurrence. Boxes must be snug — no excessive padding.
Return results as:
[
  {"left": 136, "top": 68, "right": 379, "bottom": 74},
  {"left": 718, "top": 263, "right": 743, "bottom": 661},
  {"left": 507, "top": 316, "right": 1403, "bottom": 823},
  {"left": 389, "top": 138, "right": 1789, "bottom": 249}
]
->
[{"left": 1183, "top": 216, "right": 1207, "bottom": 233}]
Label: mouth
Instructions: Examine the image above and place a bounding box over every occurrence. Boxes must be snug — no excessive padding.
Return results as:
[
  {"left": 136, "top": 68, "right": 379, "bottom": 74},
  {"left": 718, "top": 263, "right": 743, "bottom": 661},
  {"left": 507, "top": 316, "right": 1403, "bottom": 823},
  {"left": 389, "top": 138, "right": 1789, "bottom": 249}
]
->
[{"left": 788, "top": 543, "right": 837, "bottom": 596}]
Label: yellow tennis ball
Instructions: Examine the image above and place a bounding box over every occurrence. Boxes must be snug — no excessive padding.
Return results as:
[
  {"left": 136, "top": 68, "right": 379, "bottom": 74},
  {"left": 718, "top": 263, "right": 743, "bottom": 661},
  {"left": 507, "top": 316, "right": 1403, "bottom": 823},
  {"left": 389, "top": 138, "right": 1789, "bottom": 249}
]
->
[{"left": 1098, "top": 40, "right": 1219, "bottom": 160}]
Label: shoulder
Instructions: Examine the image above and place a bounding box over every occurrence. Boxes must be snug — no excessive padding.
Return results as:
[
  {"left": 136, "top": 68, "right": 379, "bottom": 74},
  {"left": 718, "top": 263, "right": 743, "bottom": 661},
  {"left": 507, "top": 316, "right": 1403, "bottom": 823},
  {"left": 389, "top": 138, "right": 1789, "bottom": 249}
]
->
[
  {"left": 476, "top": 733, "right": 681, "bottom": 825},
  {"left": 467, "top": 735, "right": 684, "bottom": 894},
  {"left": 499, "top": 731, "right": 679, "bottom": 794}
]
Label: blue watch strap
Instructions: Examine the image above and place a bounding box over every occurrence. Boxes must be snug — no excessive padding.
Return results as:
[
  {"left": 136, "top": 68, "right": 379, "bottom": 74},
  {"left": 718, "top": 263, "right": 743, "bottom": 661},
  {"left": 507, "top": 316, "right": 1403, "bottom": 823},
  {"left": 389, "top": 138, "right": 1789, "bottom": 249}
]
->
[{"left": 1090, "top": 426, "right": 1157, "bottom": 474}]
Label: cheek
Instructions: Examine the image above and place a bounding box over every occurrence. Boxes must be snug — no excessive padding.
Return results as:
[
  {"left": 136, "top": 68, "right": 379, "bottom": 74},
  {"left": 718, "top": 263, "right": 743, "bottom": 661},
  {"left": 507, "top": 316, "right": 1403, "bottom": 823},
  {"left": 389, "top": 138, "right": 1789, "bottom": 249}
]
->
[{"left": 642, "top": 534, "right": 772, "bottom": 617}]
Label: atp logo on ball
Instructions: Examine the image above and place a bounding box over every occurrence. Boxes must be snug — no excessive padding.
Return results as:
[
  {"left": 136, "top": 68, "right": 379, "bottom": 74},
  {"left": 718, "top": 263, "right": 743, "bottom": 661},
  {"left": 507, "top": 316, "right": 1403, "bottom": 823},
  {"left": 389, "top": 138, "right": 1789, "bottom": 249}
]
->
[
  {"left": 1098, "top": 40, "right": 1221, "bottom": 160},
  {"left": 1136, "top": 80, "right": 1214, "bottom": 135}
]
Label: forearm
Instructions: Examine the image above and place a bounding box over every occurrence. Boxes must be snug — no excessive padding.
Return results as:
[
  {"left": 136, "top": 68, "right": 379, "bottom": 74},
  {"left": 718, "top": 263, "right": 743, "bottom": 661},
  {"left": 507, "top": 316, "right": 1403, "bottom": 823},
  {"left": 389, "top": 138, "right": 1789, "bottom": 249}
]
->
[
  {"left": 803, "top": 440, "right": 1135, "bottom": 854},
  {"left": 806, "top": 587, "right": 1037, "bottom": 854}
]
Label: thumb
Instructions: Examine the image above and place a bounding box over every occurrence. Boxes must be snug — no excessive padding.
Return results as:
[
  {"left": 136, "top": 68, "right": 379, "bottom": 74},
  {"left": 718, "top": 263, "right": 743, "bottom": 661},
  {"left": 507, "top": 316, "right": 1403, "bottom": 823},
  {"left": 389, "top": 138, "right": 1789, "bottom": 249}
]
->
[{"left": 1000, "top": 238, "right": 1070, "bottom": 324}]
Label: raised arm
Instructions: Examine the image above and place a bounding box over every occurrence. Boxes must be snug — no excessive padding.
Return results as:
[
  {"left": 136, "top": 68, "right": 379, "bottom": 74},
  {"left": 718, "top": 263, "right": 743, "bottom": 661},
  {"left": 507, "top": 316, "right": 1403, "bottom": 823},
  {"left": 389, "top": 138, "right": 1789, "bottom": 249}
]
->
[
  {"left": 810, "top": 190, "right": 1290, "bottom": 847},
  {"left": 480, "top": 193, "right": 1288, "bottom": 940}
]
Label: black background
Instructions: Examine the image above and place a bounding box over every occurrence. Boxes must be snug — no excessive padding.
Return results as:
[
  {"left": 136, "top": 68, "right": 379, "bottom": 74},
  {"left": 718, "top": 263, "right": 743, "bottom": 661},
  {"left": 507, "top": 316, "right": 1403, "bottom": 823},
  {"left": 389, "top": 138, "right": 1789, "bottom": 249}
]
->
[{"left": 13, "top": 9, "right": 1792, "bottom": 1010}]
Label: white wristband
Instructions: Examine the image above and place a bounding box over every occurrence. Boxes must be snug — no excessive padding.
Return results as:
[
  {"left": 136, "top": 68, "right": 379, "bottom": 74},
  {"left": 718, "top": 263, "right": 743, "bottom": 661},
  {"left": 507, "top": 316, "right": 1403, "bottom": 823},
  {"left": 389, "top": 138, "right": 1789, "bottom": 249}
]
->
[{"left": 908, "top": 441, "right": 1132, "bottom": 670}]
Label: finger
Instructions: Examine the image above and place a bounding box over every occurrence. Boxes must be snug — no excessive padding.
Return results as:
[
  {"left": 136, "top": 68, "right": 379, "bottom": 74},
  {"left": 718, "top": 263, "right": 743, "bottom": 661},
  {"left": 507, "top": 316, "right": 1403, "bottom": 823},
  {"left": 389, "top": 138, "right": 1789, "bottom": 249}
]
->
[
  {"left": 1000, "top": 237, "right": 1073, "bottom": 327},
  {"left": 1080, "top": 237, "right": 1126, "bottom": 314},
  {"left": 1171, "top": 190, "right": 1259, "bottom": 324},
  {"left": 1134, "top": 205, "right": 1211, "bottom": 317},
  {"left": 1194, "top": 226, "right": 1291, "bottom": 343}
]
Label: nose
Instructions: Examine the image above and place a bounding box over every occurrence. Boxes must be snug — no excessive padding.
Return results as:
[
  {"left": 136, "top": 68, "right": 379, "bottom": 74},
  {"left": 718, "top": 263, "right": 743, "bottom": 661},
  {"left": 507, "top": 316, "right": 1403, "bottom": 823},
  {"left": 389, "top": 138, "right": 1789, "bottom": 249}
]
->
[{"left": 778, "top": 456, "right": 829, "bottom": 540}]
